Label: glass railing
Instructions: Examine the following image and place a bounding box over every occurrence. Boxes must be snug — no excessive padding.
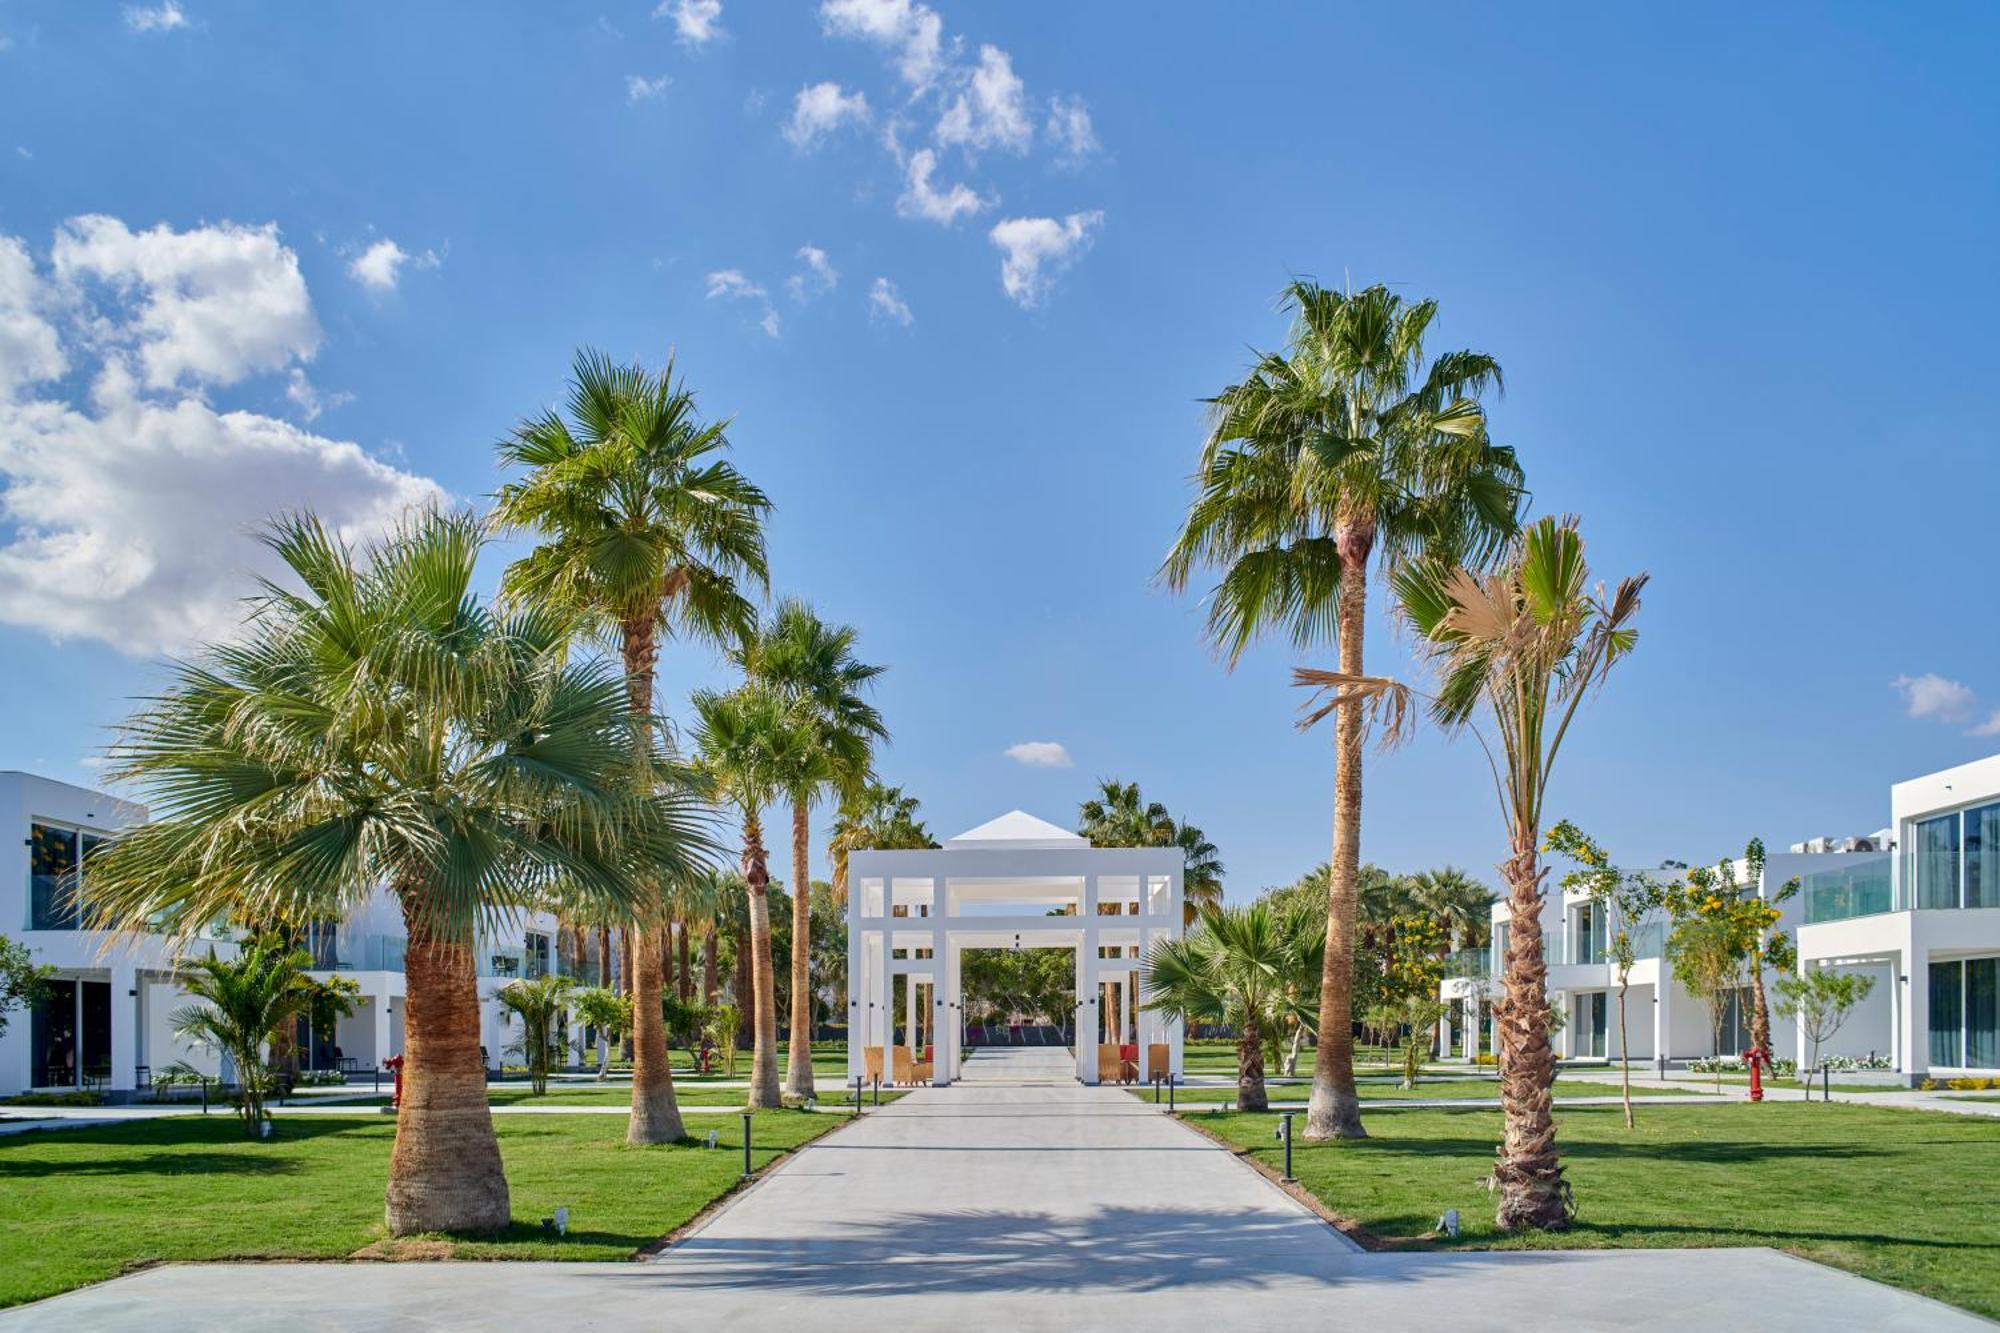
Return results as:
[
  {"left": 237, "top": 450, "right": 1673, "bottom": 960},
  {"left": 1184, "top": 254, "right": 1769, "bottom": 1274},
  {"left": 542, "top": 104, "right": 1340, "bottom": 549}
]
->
[
  {"left": 1626, "top": 920, "right": 1665, "bottom": 960},
  {"left": 310, "top": 933, "right": 408, "bottom": 972},
  {"left": 1802, "top": 858, "right": 1895, "bottom": 924},
  {"left": 1445, "top": 948, "right": 1490, "bottom": 979}
]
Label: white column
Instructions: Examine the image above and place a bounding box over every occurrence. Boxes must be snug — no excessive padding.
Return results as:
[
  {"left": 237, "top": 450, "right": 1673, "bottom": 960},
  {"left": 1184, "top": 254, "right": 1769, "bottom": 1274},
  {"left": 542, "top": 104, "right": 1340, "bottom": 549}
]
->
[
  {"left": 1079, "top": 874, "right": 1100, "bottom": 1081},
  {"left": 845, "top": 890, "right": 863, "bottom": 1083},
  {"left": 931, "top": 876, "right": 948, "bottom": 1084},
  {"left": 110, "top": 963, "right": 138, "bottom": 1093},
  {"left": 373, "top": 995, "right": 392, "bottom": 1070},
  {"left": 881, "top": 916, "right": 897, "bottom": 1067}
]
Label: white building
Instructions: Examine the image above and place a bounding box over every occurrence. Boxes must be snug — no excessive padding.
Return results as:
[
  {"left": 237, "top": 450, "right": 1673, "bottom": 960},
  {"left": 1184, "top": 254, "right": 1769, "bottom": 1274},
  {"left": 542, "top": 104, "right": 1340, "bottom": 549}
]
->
[
  {"left": 846, "top": 810, "right": 1184, "bottom": 1086},
  {"left": 1441, "top": 842, "right": 1894, "bottom": 1068},
  {"left": 1, "top": 770, "right": 599, "bottom": 1101},
  {"left": 1797, "top": 754, "right": 2000, "bottom": 1082}
]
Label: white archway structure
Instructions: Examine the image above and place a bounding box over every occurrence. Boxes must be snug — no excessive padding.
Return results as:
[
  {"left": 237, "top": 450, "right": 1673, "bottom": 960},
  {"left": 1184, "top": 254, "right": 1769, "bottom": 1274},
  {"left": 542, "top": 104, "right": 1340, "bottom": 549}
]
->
[{"left": 846, "top": 811, "right": 1184, "bottom": 1086}]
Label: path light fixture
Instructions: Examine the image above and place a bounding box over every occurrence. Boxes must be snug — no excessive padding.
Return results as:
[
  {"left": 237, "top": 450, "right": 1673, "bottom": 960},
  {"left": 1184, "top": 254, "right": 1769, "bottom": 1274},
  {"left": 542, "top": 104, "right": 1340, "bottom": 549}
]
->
[{"left": 740, "top": 1111, "right": 753, "bottom": 1179}]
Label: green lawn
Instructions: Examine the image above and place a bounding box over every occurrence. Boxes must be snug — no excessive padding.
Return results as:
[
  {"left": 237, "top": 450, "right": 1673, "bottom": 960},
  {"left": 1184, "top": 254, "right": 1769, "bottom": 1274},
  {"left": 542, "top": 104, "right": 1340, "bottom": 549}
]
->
[
  {"left": 0, "top": 1109, "right": 836, "bottom": 1309},
  {"left": 1149, "top": 1078, "right": 1696, "bottom": 1105},
  {"left": 1191, "top": 1102, "right": 2000, "bottom": 1319}
]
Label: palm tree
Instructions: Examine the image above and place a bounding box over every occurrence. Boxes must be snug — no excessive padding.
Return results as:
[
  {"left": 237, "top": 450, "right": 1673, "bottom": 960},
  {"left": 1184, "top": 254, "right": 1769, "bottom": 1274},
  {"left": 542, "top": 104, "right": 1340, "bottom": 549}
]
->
[
  {"left": 1298, "top": 515, "right": 1646, "bottom": 1230},
  {"left": 692, "top": 684, "right": 811, "bottom": 1109},
  {"left": 1077, "top": 779, "right": 1226, "bottom": 925},
  {"left": 170, "top": 938, "right": 316, "bottom": 1137},
  {"left": 1162, "top": 281, "right": 1521, "bottom": 1141},
  {"left": 570, "top": 986, "right": 632, "bottom": 1080},
  {"left": 830, "top": 783, "right": 934, "bottom": 903},
  {"left": 86, "top": 512, "right": 707, "bottom": 1234},
  {"left": 492, "top": 346, "right": 771, "bottom": 1146},
  {"left": 1408, "top": 867, "right": 1496, "bottom": 952},
  {"left": 495, "top": 973, "right": 577, "bottom": 1096},
  {"left": 1142, "top": 901, "right": 1323, "bottom": 1112},
  {"left": 738, "top": 600, "right": 887, "bottom": 1098}
]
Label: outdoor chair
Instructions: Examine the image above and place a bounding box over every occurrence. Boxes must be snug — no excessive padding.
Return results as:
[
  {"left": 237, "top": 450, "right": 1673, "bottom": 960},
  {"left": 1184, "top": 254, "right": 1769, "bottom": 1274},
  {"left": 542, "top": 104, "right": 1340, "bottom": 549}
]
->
[
  {"left": 1097, "top": 1044, "right": 1122, "bottom": 1084},
  {"left": 863, "top": 1046, "right": 884, "bottom": 1085},
  {"left": 1146, "top": 1043, "right": 1171, "bottom": 1083}
]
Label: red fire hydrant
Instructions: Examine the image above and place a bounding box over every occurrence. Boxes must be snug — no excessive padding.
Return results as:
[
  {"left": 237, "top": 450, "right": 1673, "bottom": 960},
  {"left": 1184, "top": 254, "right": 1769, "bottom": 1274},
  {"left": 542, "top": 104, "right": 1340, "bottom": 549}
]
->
[
  {"left": 384, "top": 1054, "right": 406, "bottom": 1110},
  {"left": 1745, "top": 1045, "right": 1770, "bottom": 1103}
]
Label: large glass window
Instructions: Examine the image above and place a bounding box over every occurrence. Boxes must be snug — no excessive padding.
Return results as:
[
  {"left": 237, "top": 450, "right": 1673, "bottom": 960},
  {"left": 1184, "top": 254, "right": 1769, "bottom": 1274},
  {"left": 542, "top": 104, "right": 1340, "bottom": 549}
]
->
[
  {"left": 525, "top": 933, "right": 551, "bottom": 980},
  {"left": 1932, "top": 961, "right": 1966, "bottom": 1067},
  {"left": 1914, "top": 814, "right": 1962, "bottom": 909},
  {"left": 1970, "top": 959, "right": 2000, "bottom": 1068},
  {"left": 1966, "top": 804, "right": 2000, "bottom": 910},
  {"left": 1574, "top": 992, "right": 1606, "bottom": 1057},
  {"left": 1572, "top": 904, "right": 1609, "bottom": 964},
  {"left": 29, "top": 824, "right": 79, "bottom": 929},
  {"left": 30, "top": 980, "right": 77, "bottom": 1086}
]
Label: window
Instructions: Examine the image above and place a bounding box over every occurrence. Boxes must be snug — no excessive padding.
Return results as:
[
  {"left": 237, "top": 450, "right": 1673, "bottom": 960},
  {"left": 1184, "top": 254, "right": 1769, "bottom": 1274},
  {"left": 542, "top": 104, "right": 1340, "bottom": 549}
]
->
[
  {"left": 1573, "top": 903, "right": 1609, "bottom": 964},
  {"left": 1714, "top": 986, "right": 1754, "bottom": 1055},
  {"left": 524, "top": 933, "right": 551, "bottom": 979},
  {"left": 1913, "top": 814, "right": 1962, "bottom": 909},
  {"left": 29, "top": 823, "right": 79, "bottom": 929},
  {"left": 1931, "top": 957, "right": 2000, "bottom": 1069},
  {"left": 1574, "top": 992, "right": 1606, "bottom": 1058},
  {"left": 1931, "top": 962, "right": 1963, "bottom": 1067},
  {"left": 1966, "top": 804, "right": 2000, "bottom": 910}
]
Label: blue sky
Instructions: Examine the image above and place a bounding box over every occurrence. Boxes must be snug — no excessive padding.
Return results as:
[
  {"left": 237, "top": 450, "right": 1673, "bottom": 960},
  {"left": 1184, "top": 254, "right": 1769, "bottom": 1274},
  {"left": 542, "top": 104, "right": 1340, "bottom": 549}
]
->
[{"left": 1, "top": 2, "right": 1997, "bottom": 895}]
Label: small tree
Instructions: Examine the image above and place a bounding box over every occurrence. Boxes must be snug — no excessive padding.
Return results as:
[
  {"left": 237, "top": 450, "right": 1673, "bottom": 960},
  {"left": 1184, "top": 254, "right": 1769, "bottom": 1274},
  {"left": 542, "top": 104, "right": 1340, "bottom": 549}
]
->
[
  {"left": 1367, "top": 994, "right": 1453, "bottom": 1090},
  {"left": 0, "top": 934, "right": 53, "bottom": 1037},
  {"left": 1667, "top": 915, "right": 1743, "bottom": 1092},
  {"left": 495, "top": 974, "right": 576, "bottom": 1096},
  {"left": 571, "top": 987, "right": 632, "bottom": 1081},
  {"left": 171, "top": 938, "right": 316, "bottom": 1137},
  {"left": 1545, "top": 822, "right": 1663, "bottom": 1128},
  {"left": 707, "top": 1002, "right": 743, "bottom": 1078},
  {"left": 1776, "top": 969, "right": 1877, "bottom": 1080}
]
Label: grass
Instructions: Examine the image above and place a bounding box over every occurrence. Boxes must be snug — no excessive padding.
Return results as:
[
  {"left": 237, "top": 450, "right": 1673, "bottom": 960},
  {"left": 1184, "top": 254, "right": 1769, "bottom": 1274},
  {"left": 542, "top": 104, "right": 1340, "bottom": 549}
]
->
[
  {"left": 1192, "top": 1101, "right": 2000, "bottom": 1319},
  {"left": 1149, "top": 1078, "right": 1698, "bottom": 1105},
  {"left": 0, "top": 1109, "right": 838, "bottom": 1309}
]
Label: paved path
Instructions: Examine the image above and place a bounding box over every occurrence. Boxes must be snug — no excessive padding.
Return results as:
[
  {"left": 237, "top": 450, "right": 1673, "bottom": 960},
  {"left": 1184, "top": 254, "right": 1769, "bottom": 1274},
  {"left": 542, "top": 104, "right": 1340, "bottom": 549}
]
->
[{"left": 2, "top": 1078, "right": 1985, "bottom": 1330}]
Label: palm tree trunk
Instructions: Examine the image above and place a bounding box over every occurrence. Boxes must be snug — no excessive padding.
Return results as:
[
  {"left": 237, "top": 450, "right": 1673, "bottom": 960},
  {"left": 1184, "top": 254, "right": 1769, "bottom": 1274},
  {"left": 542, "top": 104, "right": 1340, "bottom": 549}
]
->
[
  {"left": 1283, "top": 1020, "right": 1305, "bottom": 1078},
  {"left": 1237, "top": 1009, "right": 1268, "bottom": 1112},
  {"left": 599, "top": 924, "right": 611, "bottom": 988},
  {"left": 620, "top": 609, "right": 685, "bottom": 1145},
  {"left": 1305, "top": 532, "right": 1370, "bottom": 1141},
  {"left": 678, "top": 923, "right": 694, "bottom": 1003},
  {"left": 385, "top": 894, "right": 509, "bottom": 1235},
  {"left": 1494, "top": 837, "right": 1568, "bottom": 1230},
  {"left": 744, "top": 806, "right": 783, "bottom": 1109},
  {"left": 785, "top": 800, "right": 817, "bottom": 1097},
  {"left": 619, "top": 929, "right": 635, "bottom": 1061},
  {"left": 702, "top": 930, "right": 718, "bottom": 1005},
  {"left": 1749, "top": 947, "right": 1772, "bottom": 1057}
]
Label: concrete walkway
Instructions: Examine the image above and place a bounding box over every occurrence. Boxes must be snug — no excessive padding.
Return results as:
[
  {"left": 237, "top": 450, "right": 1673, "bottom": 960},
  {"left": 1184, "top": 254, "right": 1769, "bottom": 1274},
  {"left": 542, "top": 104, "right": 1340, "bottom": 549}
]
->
[{"left": 1, "top": 1080, "right": 1985, "bottom": 1330}]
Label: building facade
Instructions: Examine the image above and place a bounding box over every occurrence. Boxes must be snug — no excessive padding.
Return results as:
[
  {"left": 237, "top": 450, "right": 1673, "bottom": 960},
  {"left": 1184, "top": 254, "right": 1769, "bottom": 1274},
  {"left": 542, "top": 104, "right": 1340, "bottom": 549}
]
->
[{"left": 1, "top": 770, "right": 605, "bottom": 1100}]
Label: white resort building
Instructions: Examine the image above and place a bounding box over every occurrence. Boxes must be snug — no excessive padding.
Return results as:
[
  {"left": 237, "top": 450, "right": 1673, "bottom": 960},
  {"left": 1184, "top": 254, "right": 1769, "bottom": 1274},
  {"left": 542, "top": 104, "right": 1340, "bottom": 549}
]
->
[
  {"left": 0, "top": 770, "right": 602, "bottom": 1101},
  {"left": 845, "top": 810, "right": 1184, "bottom": 1086}
]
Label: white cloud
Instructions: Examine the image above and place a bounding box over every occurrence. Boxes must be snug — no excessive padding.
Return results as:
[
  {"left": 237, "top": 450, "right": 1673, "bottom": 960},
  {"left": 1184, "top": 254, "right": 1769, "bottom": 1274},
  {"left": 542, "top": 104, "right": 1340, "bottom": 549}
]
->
[
  {"left": 52, "top": 216, "right": 319, "bottom": 390},
  {"left": 0, "top": 237, "right": 66, "bottom": 398},
  {"left": 936, "top": 44, "right": 1031, "bottom": 155},
  {"left": 283, "top": 368, "right": 351, "bottom": 423},
  {"left": 345, "top": 237, "right": 440, "bottom": 293},
  {"left": 784, "top": 81, "right": 870, "bottom": 150},
  {"left": 123, "top": 2, "right": 188, "bottom": 33},
  {"left": 896, "top": 148, "right": 986, "bottom": 225},
  {"left": 1977, "top": 712, "right": 2000, "bottom": 738},
  {"left": 705, "top": 269, "right": 780, "bottom": 338},
  {"left": 786, "top": 245, "right": 839, "bottom": 302},
  {"left": 867, "top": 277, "right": 913, "bottom": 326},
  {"left": 819, "top": 0, "right": 945, "bottom": 89},
  {"left": 626, "top": 73, "right": 670, "bottom": 104},
  {"left": 656, "top": 0, "right": 722, "bottom": 45},
  {"left": 1893, "top": 673, "right": 1979, "bottom": 724},
  {"left": 0, "top": 220, "right": 446, "bottom": 656},
  {"left": 1045, "top": 95, "right": 1097, "bottom": 166},
  {"left": 1004, "top": 741, "right": 1071, "bottom": 768},
  {"left": 988, "top": 211, "right": 1102, "bottom": 308}
]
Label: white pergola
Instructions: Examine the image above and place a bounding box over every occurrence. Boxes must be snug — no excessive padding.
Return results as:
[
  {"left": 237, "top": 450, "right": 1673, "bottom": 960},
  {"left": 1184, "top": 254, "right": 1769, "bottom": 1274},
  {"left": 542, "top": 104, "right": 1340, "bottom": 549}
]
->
[{"left": 846, "top": 810, "right": 1184, "bottom": 1086}]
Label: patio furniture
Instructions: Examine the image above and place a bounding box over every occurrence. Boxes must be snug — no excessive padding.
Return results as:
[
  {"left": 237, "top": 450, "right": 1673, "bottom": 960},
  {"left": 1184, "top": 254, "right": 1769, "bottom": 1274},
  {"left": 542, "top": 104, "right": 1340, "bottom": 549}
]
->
[
  {"left": 863, "top": 1045, "right": 884, "bottom": 1085},
  {"left": 1146, "top": 1042, "right": 1171, "bottom": 1082}
]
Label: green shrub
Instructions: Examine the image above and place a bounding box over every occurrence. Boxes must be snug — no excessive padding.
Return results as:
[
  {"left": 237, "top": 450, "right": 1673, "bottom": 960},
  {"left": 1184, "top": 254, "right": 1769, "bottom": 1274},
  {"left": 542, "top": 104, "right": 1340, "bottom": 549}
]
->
[{"left": 3, "top": 1090, "right": 103, "bottom": 1107}]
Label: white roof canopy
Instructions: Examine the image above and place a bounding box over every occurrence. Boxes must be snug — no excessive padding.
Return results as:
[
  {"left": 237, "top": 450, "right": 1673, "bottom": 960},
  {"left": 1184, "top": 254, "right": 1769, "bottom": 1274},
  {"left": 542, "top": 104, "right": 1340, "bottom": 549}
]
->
[{"left": 943, "top": 809, "right": 1088, "bottom": 851}]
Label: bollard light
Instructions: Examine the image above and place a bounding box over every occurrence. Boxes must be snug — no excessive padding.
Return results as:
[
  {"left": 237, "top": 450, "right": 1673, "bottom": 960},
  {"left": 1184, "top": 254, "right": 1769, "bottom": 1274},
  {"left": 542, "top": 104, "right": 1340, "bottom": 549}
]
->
[
  {"left": 1280, "top": 1111, "right": 1296, "bottom": 1182},
  {"left": 740, "top": 1110, "right": 753, "bottom": 1179}
]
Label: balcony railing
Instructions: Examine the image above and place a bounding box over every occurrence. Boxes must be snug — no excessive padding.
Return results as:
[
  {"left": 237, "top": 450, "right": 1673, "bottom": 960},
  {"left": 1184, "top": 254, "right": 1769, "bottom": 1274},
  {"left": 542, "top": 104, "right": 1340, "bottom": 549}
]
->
[
  {"left": 309, "top": 933, "right": 408, "bottom": 972},
  {"left": 1802, "top": 860, "right": 1896, "bottom": 924},
  {"left": 1445, "top": 948, "right": 1490, "bottom": 979}
]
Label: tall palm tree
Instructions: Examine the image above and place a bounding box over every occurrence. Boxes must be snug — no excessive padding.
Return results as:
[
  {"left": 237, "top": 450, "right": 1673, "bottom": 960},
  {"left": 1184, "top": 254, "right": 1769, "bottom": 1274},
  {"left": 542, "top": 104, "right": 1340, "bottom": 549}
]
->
[
  {"left": 692, "top": 684, "right": 811, "bottom": 1109},
  {"left": 170, "top": 938, "right": 316, "bottom": 1137},
  {"left": 830, "top": 783, "right": 934, "bottom": 903},
  {"left": 1298, "top": 515, "right": 1646, "bottom": 1230},
  {"left": 738, "top": 600, "right": 888, "bottom": 1097},
  {"left": 1078, "top": 779, "right": 1226, "bottom": 924},
  {"left": 87, "top": 512, "right": 705, "bottom": 1233},
  {"left": 1162, "top": 281, "right": 1521, "bottom": 1141},
  {"left": 492, "top": 346, "right": 771, "bottom": 1146},
  {"left": 1141, "top": 901, "right": 1323, "bottom": 1112},
  {"left": 1408, "top": 867, "right": 1496, "bottom": 952}
]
